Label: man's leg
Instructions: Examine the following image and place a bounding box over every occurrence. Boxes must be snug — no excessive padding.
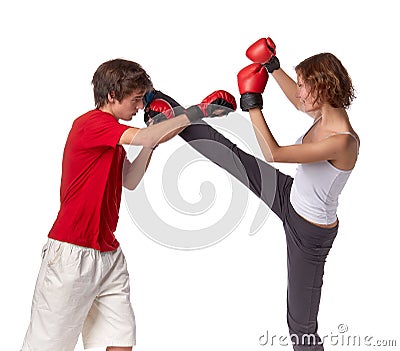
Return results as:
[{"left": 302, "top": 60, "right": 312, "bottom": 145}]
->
[
  {"left": 82, "top": 247, "right": 135, "bottom": 350},
  {"left": 21, "top": 239, "right": 98, "bottom": 351}
]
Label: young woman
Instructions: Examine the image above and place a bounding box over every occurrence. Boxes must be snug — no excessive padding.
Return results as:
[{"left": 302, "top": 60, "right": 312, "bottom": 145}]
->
[
  {"left": 147, "top": 41, "right": 359, "bottom": 350},
  {"left": 237, "top": 48, "right": 359, "bottom": 350}
]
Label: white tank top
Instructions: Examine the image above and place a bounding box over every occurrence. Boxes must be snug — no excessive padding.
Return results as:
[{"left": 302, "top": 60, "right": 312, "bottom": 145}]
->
[{"left": 290, "top": 124, "right": 359, "bottom": 225}]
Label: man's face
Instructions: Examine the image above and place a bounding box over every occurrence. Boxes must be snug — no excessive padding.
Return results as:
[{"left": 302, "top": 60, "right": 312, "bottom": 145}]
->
[{"left": 111, "top": 89, "right": 146, "bottom": 121}]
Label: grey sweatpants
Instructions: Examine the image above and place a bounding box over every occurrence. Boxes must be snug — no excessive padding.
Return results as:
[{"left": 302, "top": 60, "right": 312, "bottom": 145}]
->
[{"left": 180, "top": 123, "right": 338, "bottom": 351}]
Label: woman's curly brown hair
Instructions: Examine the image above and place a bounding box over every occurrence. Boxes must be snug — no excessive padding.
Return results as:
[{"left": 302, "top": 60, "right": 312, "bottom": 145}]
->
[{"left": 295, "top": 53, "right": 356, "bottom": 109}]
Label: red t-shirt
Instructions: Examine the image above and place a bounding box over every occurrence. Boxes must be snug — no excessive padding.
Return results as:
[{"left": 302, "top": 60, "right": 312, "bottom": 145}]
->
[{"left": 48, "top": 110, "right": 131, "bottom": 251}]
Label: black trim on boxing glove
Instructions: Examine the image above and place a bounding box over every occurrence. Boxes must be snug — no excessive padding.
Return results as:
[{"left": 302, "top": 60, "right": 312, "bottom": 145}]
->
[
  {"left": 146, "top": 109, "right": 168, "bottom": 125},
  {"left": 205, "top": 98, "right": 236, "bottom": 117},
  {"left": 143, "top": 90, "right": 155, "bottom": 105},
  {"left": 240, "top": 93, "right": 263, "bottom": 111},
  {"left": 264, "top": 56, "right": 280, "bottom": 73},
  {"left": 185, "top": 105, "right": 204, "bottom": 124}
]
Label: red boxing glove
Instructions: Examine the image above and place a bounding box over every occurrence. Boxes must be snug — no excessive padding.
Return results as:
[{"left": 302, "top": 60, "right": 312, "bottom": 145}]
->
[
  {"left": 148, "top": 99, "right": 175, "bottom": 121},
  {"left": 185, "top": 90, "right": 237, "bottom": 123},
  {"left": 144, "top": 90, "right": 185, "bottom": 126},
  {"left": 238, "top": 63, "right": 268, "bottom": 94},
  {"left": 237, "top": 63, "right": 268, "bottom": 111},
  {"left": 246, "top": 37, "right": 276, "bottom": 64},
  {"left": 246, "top": 37, "right": 280, "bottom": 73}
]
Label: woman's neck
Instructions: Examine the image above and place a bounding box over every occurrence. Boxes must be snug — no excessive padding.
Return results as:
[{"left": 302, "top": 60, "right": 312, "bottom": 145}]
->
[{"left": 320, "top": 105, "right": 349, "bottom": 129}]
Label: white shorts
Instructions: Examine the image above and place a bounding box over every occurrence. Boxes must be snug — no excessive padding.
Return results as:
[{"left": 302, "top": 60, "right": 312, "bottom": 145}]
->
[{"left": 22, "top": 239, "right": 136, "bottom": 351}]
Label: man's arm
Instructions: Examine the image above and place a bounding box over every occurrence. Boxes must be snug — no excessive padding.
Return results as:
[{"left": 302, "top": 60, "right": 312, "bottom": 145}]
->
[
  {"left": 122, "top": 147, "right": 154, "bottom": 190},
  {"left": 121, "top": 89, "right": 237, "bottom": 148},
  {"left": 120, "top": 89, "right": 236, "bottom": 189},
  {"left": 120, "top": 112, "right": 189, "bottom": 191},
  {"left": 119, "top": 113, "right": 189, "bottom": 148}
]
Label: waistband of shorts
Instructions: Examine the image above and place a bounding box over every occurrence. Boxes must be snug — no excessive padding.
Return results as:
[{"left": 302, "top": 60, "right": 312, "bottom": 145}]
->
[
  {"left": 288, "top": 201, "right": 339, "bottom": 236},
  {"left": 46, "top": 238, "right": 121, "bottom": 254}
]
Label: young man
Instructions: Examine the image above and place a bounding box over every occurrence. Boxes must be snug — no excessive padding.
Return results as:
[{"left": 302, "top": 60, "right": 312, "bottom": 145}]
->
[{"left": 21, "top": 58, "right": 236, "bottom": 351}]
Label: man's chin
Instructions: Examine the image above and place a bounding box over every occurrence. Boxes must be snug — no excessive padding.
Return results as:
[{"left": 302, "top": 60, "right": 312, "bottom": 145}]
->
[{"left": 124, "top": 114, "right": 134, "bottom": 121}]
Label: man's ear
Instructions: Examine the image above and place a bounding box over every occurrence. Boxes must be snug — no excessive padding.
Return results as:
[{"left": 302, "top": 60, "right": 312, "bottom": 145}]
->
[{"left": 108, "top": 91, "right": 116, "bottom": 102}]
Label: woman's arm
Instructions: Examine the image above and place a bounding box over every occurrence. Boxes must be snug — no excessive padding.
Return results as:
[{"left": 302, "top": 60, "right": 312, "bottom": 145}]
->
[
  {"left": 249, "top": 108, "right": 352, "bottom": 164},
  {"left": 271, "top": 68, "right": 300, "bottom": 110},
  {"left": 271, "top": 68, "right": 319, "bottom": 119}
]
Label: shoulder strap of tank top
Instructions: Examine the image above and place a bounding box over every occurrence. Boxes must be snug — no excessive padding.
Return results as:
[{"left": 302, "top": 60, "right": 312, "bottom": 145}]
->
[
  {"left": 333, "top": 132, "right": 360, "bottom": 153},
  {"left": 302, "top": 116, "right": 323, "bottom": 140}
]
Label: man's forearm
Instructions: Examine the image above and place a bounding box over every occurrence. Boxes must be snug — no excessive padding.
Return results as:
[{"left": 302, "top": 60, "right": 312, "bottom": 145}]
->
[
  {"left": 121, "top": 114, "right": 190, "bottom": 148},
  {"left": 123, "top": 147, "right": 154, "bottom": 190}
]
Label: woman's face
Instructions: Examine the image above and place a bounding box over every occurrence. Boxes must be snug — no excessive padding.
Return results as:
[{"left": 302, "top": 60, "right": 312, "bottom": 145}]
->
[{"left": 296, "top": 75, "right": 321, "bottom": 113}]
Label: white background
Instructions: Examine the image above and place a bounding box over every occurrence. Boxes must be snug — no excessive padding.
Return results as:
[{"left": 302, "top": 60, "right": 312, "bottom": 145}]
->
[{"left": 1, "top": 0, "right": 399, "bottom": 350}]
